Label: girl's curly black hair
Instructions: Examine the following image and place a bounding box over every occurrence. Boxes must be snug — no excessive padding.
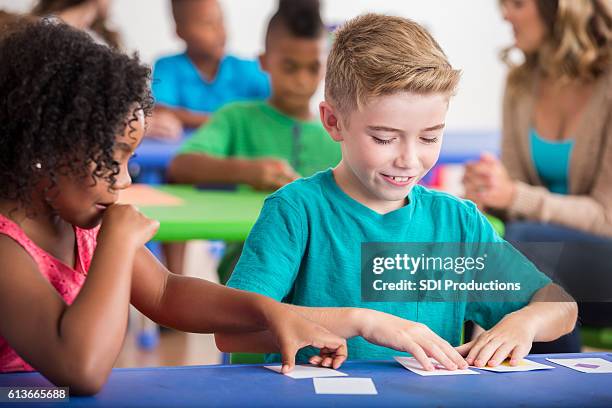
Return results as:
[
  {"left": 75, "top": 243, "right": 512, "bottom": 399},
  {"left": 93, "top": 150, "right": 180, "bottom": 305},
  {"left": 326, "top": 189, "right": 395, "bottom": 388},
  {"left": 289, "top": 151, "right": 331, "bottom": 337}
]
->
[{"left": 0, "top": 19, "right": 153, "bottom": 209}]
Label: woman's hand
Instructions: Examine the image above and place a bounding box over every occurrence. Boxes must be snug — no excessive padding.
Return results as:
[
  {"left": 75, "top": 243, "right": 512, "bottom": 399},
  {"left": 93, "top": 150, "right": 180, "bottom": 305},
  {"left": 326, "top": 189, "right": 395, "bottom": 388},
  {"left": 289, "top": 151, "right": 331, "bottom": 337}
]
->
[{"left": 463, "top": 152, "right": 516, "bottom": 210}]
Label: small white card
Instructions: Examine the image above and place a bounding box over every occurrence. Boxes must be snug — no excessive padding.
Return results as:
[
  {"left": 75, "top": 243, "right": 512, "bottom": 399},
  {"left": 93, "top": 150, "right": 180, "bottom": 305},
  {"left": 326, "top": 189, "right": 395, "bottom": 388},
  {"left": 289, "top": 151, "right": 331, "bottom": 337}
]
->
[
  {"left": 264, "top": 364, "right": 348, "bottom": 379},
  {"left": 313, "top": 377, "right": 378, "bottom": 395},
  {"left": 546, "top": 358, "right": 612, "bottom": 374},
  {"left": 476, "top": 358, "right": 554, "bottom": 372},
  {"left": 395, "top": 356, "right": 479, "bottom": 376}
]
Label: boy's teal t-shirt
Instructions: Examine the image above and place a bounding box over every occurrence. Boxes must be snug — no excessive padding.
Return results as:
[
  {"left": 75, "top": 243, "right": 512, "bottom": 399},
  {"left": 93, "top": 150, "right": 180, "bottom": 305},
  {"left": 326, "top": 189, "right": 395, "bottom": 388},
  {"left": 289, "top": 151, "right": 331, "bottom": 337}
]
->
[
  {"left": 179, "top": 101, "right": 341, "bottom": 178},
  {"left": 227, "top": 170, "right": 551, "bottom": 362}
]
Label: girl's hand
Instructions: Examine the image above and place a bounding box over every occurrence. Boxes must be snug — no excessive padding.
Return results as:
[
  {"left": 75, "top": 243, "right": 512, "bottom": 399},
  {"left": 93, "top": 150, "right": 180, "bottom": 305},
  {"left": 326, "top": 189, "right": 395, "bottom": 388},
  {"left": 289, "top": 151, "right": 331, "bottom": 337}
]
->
[
  {"left": 455, "top": 311, "right": 536, "bottom": 367},
  {"left": 463, "top": 153, "right": 516, "bottom": 210},
  {"left": 337, "top": 310, "right": 467, "bottom": 371},
  {"left": 100, "top": 204, "right": 159, "bottom": 248},
  {"left": 265, "top": 304, "right": 348, "bottom": 373}
]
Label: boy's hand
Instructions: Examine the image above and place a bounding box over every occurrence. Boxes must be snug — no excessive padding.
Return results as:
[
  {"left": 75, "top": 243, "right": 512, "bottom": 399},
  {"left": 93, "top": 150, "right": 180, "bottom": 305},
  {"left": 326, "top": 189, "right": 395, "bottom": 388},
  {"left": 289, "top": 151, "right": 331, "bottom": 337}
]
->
[
  {"left": 456, "top": 311, "right": 536, "bottom": 367},
  {"left": 246, "top": 158, "right": 300, "bottom": 191},
  {"left": 265, "top": 304, "right": 347, "bottom": 373},
  {"left": 100, "top": 204, "right": 160, "bottom": 248},
  {"left": 327, "top": 310, "right": 467, "bottom": 371}
]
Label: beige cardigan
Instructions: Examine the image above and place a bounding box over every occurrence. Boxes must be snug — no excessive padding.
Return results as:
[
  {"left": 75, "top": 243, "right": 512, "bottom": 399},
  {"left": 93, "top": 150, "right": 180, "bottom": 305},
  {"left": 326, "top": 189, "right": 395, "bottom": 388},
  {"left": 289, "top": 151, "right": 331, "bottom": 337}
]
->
[{"left": 500, "top": 68, "right": 612, "bottom": 238}]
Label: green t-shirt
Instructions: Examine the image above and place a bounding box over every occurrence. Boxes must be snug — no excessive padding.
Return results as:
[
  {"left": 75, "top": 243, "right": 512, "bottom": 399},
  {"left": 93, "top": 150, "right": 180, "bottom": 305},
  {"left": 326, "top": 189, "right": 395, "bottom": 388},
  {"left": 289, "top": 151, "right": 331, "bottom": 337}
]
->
[
  {"left": 227, "top": 169, "right": 551, "bottom": 362},
  {"left": 179, "top": 100, "right": 341, "bottom": 177}
]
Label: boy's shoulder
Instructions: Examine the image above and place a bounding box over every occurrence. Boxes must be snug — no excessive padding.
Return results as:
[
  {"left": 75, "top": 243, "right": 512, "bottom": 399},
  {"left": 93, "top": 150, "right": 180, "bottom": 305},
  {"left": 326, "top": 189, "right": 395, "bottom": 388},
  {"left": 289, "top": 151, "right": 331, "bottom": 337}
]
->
[
  {"left": 267, "top": 170, "right": 331, "bottom": 208},
  {"left": 412, "top": 185, "right": 479, "bottom": 214}
]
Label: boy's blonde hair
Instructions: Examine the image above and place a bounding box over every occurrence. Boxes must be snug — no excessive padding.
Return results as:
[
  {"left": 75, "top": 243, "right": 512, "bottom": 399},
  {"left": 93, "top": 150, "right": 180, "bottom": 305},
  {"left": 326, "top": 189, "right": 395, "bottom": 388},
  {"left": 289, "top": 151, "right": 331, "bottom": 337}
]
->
[{"left": 325, "top": 13, "right": 461, "bottom": 114}]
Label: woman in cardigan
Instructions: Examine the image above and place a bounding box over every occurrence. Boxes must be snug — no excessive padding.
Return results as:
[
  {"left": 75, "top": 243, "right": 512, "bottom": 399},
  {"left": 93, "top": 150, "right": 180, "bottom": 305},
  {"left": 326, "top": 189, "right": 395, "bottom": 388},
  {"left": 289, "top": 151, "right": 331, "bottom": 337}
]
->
[{"left": 463, "top": 0, "right": 611, "bottom": 352}]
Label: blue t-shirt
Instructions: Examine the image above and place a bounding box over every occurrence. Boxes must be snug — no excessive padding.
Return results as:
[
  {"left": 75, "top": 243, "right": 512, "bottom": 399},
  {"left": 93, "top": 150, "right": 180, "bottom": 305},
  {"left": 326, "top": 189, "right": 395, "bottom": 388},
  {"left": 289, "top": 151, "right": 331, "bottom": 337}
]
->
[
  {"left": 228, "top": 169, "right": 551, "bottom": 362},
  {"left": 152, "top": 53, "right": 270, "bottom": 114}
]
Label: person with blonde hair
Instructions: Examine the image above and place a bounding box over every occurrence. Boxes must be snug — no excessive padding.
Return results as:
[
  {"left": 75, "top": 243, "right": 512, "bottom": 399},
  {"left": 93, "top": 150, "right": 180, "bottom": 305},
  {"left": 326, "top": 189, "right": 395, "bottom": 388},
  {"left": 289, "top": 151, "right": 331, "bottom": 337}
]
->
[
  {"left": 219, "top": 13, "right": 577, "bottom": 369},
  {"left": 31, "top": 0, "right": 120, "bottom": 48},
  {"left": 463, "top": 0, "right": 612, "bottom": 352}
]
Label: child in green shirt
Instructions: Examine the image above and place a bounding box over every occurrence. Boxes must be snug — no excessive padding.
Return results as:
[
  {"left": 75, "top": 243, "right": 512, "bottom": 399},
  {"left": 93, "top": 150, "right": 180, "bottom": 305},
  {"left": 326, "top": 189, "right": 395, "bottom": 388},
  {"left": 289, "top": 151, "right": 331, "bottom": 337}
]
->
[
  {"left": 221, "top": 13, "right": 577, "bottom": 369},
  {"left": 168, "top": 0, "right": 340, "bottom": 189}
]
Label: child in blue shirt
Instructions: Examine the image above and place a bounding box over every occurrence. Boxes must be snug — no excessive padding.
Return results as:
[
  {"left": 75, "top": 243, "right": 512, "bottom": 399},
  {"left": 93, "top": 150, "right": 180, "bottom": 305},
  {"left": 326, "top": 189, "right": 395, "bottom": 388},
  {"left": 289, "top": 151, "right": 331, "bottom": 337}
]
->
[
  {"left": 148, "top": 0, "right": 270, "bottom": 139},
  {"left": 220, "top": 14, "right": 577, "bottom": 370}
]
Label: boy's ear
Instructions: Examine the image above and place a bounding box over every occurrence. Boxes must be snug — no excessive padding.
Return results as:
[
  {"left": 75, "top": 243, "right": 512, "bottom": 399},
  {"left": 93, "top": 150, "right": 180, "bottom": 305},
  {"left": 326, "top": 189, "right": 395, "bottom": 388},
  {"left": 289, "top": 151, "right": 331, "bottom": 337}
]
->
[
  {"left": 319, "top": 101, "right": 344, "bottom": 142},
  {"left": 258, "top": 53, "right": 269, "bottom": 73}
]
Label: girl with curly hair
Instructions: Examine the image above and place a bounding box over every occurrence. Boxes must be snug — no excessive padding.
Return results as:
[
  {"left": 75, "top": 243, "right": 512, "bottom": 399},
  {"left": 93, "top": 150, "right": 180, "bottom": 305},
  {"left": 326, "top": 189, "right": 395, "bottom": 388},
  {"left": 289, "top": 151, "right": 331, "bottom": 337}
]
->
[
  {"left": 0, "top": 20, "right": 351, "bottom": 395},
  {"left": 463, "top": 0, "right": 612, "bottom": 352}
]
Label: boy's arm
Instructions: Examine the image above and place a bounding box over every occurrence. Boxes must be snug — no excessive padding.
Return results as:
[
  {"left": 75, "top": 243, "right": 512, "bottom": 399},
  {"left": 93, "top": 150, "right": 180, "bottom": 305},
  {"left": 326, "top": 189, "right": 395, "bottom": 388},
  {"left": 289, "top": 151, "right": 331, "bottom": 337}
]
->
[{"left": 457, "top": 283, "right": 577, "bottom": 367}]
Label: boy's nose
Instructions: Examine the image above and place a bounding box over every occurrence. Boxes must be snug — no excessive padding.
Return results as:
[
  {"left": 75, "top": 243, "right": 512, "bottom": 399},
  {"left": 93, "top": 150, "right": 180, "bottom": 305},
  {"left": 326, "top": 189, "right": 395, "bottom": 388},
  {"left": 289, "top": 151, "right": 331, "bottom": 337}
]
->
[{"left": 395, "top": 143, "right": 420, "bottom": 169}]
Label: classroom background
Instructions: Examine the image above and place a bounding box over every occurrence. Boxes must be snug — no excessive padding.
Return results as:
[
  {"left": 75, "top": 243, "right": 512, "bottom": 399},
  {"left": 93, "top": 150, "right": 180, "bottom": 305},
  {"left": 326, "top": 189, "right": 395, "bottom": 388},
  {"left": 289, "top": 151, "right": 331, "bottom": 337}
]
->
[{"left": 1, "top": 0, "right": 609, "bottom": 369}]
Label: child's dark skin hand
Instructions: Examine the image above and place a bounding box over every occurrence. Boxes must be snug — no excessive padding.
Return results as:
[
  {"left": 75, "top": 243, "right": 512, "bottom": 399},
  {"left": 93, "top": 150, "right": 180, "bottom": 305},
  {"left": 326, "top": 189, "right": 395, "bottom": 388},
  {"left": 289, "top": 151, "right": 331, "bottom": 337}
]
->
[
  {"left": 99, "top": 204, "right": 159, "bottom": 249},
  {"left": 263, "top": 302, "right": 347, "bottom": 372},
  {"left": 246, "top": 158, "right": 300, "bottom": 191}
]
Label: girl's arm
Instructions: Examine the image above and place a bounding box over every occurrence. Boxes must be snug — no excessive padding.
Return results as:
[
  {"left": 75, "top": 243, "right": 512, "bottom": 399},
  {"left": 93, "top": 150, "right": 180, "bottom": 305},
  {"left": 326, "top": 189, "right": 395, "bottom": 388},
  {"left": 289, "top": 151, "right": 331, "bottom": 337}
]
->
[
  {"left": 0, "top": 204, "right": 158, "bottom": 395},
  {"left": 130, "top": 248, "right": 347, "bottom": 371}
]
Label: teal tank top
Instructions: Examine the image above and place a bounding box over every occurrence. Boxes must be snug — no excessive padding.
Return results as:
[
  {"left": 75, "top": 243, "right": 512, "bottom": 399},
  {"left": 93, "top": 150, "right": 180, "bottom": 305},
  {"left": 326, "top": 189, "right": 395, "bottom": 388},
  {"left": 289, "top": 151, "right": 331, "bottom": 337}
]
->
[{"left": 529, "top": 128, "right": 574, "bottom": 195}]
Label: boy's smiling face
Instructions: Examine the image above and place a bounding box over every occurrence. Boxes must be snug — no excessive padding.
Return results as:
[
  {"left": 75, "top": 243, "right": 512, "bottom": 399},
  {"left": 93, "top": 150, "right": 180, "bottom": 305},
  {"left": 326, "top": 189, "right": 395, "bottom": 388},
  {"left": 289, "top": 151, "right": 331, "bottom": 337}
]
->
[{"left": 320, "top": 92, "right": 449, "bottom": 214}]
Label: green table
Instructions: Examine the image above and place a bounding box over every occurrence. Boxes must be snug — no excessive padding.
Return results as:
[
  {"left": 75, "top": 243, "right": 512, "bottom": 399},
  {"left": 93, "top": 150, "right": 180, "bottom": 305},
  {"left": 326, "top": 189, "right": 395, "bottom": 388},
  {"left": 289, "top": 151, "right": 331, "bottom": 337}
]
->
[{"left": 138, "top": 185, "right": 269, "bottom": 242}]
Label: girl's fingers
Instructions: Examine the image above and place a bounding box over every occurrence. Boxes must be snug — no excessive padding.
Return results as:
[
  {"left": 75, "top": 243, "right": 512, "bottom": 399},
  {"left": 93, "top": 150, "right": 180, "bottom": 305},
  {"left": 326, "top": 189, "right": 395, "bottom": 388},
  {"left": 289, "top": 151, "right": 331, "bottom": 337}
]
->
[
  {"left": 321, "top": 356, "right": 333, "bottom": 368},
  {"left": 280, "top": 341, "right": 297, "bottom": 374},
  {"left": 309, "top": 355, "right": 323, "bottom": 365},
  {"left": 332, "top": 351, "right": 347, "bottom": 369}
]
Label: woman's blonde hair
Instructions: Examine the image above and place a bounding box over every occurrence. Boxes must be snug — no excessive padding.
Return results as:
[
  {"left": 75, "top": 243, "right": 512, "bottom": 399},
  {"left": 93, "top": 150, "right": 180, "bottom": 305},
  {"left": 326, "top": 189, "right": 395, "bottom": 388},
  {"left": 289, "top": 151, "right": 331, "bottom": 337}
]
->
[
  {"left": 32, "top": 0, "right": 121, "bottom": 49},
  {"left": 502, "top": 0, "right": 611, "bottom": 87}
]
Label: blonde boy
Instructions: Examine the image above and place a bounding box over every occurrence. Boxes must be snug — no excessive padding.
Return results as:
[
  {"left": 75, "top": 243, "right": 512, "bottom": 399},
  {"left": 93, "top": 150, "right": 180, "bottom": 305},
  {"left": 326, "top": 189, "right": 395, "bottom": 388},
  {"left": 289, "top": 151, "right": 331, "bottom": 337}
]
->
[{"left": 219, "top": 14, "right": 576, "bottom": 369}]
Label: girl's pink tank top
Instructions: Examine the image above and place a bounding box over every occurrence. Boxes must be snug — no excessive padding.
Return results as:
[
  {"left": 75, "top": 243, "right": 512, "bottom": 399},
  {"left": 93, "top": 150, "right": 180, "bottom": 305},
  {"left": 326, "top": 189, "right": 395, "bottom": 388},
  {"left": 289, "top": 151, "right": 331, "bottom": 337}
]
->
[{"left": 0, "top": 214, "right": 98, "bottom": 372}]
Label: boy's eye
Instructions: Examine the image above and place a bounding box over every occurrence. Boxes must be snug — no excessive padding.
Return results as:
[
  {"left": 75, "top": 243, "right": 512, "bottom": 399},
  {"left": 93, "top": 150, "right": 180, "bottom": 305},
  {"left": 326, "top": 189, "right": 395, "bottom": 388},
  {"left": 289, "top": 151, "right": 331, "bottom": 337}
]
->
[
  {"left": 420, "top": 137, "right": 439, "bottom": 144},
  {"left": 372, "top": 136, "right": 394, "bottom": 145}
]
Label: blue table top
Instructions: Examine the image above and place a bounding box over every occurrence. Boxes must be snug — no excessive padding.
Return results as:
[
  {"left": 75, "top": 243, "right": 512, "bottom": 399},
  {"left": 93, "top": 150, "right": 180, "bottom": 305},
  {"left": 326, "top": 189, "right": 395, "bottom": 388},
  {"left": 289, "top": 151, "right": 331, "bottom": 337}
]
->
[{"left": 1, "top": 352, "right": 610, "bottom": 407}]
